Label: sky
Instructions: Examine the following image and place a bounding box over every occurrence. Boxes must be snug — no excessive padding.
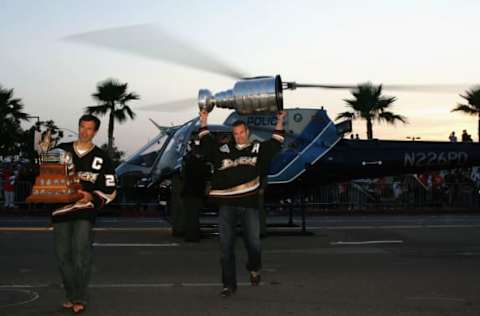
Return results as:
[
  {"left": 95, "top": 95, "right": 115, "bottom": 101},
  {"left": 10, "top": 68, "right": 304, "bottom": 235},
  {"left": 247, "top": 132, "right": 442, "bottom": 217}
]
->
[{"left": 1, "top": 0, "right": 479, "bottom": 156}]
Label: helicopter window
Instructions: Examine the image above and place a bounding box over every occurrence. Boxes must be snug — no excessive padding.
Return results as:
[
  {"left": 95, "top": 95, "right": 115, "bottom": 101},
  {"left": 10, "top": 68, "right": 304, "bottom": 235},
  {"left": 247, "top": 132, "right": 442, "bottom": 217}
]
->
[
  {"left": 249, "top": 130, "right": 269, "bottom": 142},
  {"left": 214, "top": 133, "right": 231, "bottom": 145},
  {"left": 128, "top": 134, "right": 168, "bottom": 167},
  {"left": 199, "top": 132, "right": 232, "bottom": 145}
]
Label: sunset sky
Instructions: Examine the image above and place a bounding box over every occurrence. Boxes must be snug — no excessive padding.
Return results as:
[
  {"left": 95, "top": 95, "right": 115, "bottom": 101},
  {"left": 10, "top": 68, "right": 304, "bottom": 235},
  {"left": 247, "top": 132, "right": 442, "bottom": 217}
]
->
[{"left": 1, "top": 0, "right": 479, "bottom": 155}]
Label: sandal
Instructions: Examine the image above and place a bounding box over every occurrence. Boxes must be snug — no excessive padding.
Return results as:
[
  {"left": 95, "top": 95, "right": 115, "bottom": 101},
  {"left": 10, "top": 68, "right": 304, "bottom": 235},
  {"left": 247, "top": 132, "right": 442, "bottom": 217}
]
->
[{"left": 72, "top": 303, "right": 86, "bottom": 314}]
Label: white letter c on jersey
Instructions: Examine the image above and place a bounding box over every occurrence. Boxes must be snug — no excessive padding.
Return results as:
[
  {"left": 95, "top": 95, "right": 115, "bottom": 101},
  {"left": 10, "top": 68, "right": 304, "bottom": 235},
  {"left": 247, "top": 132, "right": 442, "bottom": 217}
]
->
[{"left": 92, "top": 157, "right": 103, "bottom": 170}]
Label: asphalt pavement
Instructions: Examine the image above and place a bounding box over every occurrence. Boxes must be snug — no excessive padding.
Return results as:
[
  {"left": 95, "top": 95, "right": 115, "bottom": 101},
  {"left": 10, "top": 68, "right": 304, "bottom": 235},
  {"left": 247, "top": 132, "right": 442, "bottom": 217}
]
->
[{"left": 1, "top": 214, "right": 480, "bottom": 316}]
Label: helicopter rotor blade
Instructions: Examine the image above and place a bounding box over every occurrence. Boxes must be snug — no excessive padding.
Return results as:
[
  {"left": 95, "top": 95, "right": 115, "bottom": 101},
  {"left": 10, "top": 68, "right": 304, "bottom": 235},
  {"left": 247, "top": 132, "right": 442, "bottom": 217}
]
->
[
  {"left": 63, "top": 24, "right": 246, "bottom": 79},
  {"left": 286, "top": 82, "right": 467, "bottom": 92},
  {"left": 137, "top": 98, "right": 197, "bottom": 112},
  {"left": 379, "top": 84, "right": 466, "bottom": 92},
  {"left": 286, "top": 83, "right": 356, "bottom": 90}
]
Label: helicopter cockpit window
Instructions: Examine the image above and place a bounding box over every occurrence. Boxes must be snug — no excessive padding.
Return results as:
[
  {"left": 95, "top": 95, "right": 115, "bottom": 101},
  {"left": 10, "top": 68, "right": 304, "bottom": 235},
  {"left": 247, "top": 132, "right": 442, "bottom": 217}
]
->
[
  {"left": 128, "top": 134, "right": 168, "bottom": 168},
  {"left": 207, "top": 130, "right": 284, "bottom": 145},
  {"left": 215, "top": 133, "right": 231, "bottom": 145},
  {"left": 248, "top": 130, "right": 269, "bottom": 142}
]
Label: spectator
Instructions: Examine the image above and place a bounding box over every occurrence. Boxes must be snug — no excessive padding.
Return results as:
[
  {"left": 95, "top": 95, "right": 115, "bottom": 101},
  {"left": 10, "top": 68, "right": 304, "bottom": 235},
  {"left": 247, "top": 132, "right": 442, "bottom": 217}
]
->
[
  {"left": 471, "top": 167, "right": 480, "bottom": 186},
  {"left": 0, "top": 166, "right": 4, "bottom": 204},
  {"left": 2, "top": 165, "right": 16, "bottom": 208},
  {"left": 449, "top": 131, "right": 457, "bottom": 142},
  {"left": 181, "top": 137, "right": 211, "bottom": 242},
  {"left": 461, "top": 130, "right": 472, "bottom": 142},
  {"left": 392, "top": 180, "right": 403, "bottom": 199}
]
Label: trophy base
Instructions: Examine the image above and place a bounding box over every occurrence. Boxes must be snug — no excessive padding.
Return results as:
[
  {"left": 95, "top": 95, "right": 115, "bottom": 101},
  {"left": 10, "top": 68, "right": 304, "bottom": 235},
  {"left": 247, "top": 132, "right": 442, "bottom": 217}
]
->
[
  {"left": 26, "top": 161, "right": 83, "bottom": 204},
  {"left": 26, "top": 192, "right": 83, "bottom": 204}
]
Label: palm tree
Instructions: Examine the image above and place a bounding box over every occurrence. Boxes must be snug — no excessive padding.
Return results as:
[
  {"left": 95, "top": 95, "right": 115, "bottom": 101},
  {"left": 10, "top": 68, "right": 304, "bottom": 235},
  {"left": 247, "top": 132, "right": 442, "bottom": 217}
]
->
[
  {"left": 85, "top": 79, "right": 139, "bottom": 157},
  {"left": 0, "top": 85, "right": 30, "bottom": 157},
  {"left": 451, "top": 86, "right": 480, "bottom": 142},
  {"left": 100, "top": 143, "right": 125, "bottom": 168},
  {"left": 336, "top": 82, "right": 407, "bottom": 140},
  {"left": 0, "top": 85, "right": 29, "bottom": 126}
]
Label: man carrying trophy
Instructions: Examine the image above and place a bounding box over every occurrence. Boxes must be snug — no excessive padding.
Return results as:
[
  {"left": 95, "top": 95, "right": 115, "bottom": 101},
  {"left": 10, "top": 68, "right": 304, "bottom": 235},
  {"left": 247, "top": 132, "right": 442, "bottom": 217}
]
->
[
  {"left": 39, "top": 114, "right": 116, "bottom": 313},
  {"left": 198, "top": 109, "right": 286, "bottom": 297}
]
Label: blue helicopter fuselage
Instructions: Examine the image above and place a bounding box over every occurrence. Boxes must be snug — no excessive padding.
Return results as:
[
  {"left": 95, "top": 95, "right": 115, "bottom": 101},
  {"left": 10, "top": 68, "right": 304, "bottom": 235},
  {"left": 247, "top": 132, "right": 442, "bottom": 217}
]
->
[{"left": 116, "top": 108, "right": 480, "bottom": 189}]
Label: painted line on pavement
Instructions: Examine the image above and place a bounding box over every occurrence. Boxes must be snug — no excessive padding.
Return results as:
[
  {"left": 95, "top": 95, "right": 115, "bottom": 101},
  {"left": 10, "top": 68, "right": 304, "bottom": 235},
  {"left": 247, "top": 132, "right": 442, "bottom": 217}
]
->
[
  {"left": 93, "top": 242, "right": 179, "bottom": 247},
  {"left": 406, "top": 296, "right": 467, "bottom": 302},
  {"left": 0, "top": 227, "right": 172, "bottom": 233},
  {"left": 0, "top": 282, "right": 259, "bottom": 289},
  {"left": 93, "top": 227, "right": 172, "bottom": 232},
  {"left": 3, "top": 223, "right": 480, "bottom": 233},
  {"left": 0, "top": 289, "right": 39, "bottom": 308},
  {"left": 309, "top": 224, "right": 480, "bottom": 230},
  {"left": 331, "top": 240, "right": 404, "bottom": 245},
  {"left": 90, "top": 283, "right": 174, "bottom": 288}
]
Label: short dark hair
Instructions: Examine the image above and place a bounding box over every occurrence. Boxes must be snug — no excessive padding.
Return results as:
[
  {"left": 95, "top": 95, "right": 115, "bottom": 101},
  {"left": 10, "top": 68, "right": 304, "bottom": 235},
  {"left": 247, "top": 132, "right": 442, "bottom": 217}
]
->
[
  {"left": 232, "top": 120, "right": 248, "bottom": 129},
  {"left": 79, "top": 114, "right": 101, "bottom": 131}
]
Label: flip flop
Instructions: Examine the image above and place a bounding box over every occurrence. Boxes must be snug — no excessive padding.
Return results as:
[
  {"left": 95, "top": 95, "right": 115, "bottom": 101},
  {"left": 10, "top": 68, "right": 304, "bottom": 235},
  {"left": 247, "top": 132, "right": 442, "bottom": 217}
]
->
[
  {"left": 62, "top": 302, "right": 73, "bottom": 309},
  {"left": 72, "top": 303, "right": 86, "bottom": 314}
]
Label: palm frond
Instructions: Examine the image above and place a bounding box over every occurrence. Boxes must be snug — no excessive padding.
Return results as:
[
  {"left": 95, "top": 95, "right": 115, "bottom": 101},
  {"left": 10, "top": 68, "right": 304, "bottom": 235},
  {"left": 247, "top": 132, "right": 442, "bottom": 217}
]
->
[
  {"left": 336, "top": 111, "right": 355, "bottom": 121},
  {"left": 121, "top": 92, "right": 140, "bottom": 103},
  {"left": 378, "top": 111, "right": 408, "bottom": 124},
  {"left": 113, "top": 109, "right": 127, "bottom": 123},
  {"left": 122, "top": 105, "right": 136, "bottom": 120},
  {"left": 459, "top": 87, "right": 480, "bottom": 108},
  {"left": 85, "top": 104, "right": 110, "bottom": 115},
  {"left": 451, "top": 104, "right": 478, "bottom": 115}
]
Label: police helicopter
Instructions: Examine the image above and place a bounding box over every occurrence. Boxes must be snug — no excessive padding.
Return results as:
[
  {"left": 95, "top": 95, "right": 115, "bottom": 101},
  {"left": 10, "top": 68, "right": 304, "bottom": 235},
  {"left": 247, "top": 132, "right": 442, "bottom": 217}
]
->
[
  {"left": 114, "top": 74, "right": 480, "bottom": 203},
  {"left": 64, "top": 24, "right": 480, "bottom": 203}
]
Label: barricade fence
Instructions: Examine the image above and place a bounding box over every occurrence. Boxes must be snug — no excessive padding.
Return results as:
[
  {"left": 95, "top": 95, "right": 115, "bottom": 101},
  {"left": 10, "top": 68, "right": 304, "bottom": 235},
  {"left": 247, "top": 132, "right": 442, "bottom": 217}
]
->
[{"left": 2, "top": 179, "right": 479, "bottom": 215}]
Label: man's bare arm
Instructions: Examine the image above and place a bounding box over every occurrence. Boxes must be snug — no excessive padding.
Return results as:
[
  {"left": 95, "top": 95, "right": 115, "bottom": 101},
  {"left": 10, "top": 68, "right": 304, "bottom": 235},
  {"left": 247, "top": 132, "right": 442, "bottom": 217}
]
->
[{"left": 275, "top": 111, "right": 286, "bottom": 131}]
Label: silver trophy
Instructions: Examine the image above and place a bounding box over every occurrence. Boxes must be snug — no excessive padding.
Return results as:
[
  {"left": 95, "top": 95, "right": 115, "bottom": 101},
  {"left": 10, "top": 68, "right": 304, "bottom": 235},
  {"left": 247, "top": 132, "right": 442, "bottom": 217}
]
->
[{"left": 198, "top": 75, "right": 283, "bottom": 114}]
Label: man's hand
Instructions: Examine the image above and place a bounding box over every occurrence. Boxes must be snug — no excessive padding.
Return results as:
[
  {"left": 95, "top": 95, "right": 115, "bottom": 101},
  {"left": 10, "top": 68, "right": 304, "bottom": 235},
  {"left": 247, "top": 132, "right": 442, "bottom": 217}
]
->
[
  {"left": 275, "top": 111, "right": 286, "bottom": 130},
  {"left": 78, "top": 190, "right": 93, "bottom": 203},
  {"left": 199, "top": 110, "right": 209, "bottom": 128}
]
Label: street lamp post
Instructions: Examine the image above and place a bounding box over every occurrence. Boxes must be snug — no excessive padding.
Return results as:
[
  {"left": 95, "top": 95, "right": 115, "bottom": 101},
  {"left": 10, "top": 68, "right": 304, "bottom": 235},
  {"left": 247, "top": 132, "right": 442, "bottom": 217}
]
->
[{"left": 26, "top": 115, "right": 40, "bottom": 126}]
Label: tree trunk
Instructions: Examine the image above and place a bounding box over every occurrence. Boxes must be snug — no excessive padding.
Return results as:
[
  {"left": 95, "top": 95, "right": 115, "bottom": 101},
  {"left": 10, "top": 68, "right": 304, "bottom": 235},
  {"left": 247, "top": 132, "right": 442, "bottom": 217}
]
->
[
  {"left": 107, "top": 103, "right": 115, "bottom": 158},
  {"left": 366, "top": 119, "right": 373, "bottom": 140}
]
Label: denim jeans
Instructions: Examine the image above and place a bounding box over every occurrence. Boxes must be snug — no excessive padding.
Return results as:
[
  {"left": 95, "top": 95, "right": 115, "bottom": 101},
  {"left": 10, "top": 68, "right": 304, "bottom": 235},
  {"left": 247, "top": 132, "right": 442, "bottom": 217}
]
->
[
  {"left": 218, "top": 205, "right": 261, "bottom": 289},
  {"left": 53, "top": 219, "right": 94, "bottom": 305}
]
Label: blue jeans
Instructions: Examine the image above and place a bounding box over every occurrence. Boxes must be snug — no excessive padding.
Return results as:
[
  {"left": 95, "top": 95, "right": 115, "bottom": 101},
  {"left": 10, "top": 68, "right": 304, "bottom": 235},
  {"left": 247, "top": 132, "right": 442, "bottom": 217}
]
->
[
  {"left": 218, "top": 205, "right": 261, "bottom": 289},
  {"left": 53, "top": 219, "right": 94, "bottom": 305}
]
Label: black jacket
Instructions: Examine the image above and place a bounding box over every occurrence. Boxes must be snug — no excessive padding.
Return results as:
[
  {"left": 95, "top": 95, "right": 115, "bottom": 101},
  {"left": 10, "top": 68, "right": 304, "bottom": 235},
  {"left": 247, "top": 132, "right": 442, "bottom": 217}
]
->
[
  {"left": 181, "top": 148, "right": 211, "bottom": 198},
  {"left": 199, "top": 128, "right": 284, "bottom": 208},
  {"left": 52, "top": 142, "right": 117, "bottom": 222}
]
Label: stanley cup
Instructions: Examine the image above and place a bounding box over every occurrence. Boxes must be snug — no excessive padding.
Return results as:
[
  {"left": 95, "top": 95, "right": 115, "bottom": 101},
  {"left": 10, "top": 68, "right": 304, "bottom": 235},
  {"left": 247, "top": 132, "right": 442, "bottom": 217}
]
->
[{"left": 198, "top": 75, "right": 283, "bottom": 114}]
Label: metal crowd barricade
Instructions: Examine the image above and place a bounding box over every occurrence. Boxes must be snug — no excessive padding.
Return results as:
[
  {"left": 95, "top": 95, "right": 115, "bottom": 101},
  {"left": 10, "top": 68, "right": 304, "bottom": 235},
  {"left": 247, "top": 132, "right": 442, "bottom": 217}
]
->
[{"left": 7, "top": 178, "right": 480, "bottom": 215}]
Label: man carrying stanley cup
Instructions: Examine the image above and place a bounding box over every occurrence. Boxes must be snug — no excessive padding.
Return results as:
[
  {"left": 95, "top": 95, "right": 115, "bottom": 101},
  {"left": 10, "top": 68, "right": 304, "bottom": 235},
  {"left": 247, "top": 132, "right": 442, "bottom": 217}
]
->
[{"left": 198, "top": 109, "right": 286, "bottom": 297}]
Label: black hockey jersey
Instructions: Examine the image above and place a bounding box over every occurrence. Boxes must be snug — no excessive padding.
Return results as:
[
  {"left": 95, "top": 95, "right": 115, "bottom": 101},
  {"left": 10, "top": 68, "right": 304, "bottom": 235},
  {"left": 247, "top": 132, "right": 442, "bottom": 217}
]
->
[
  {"left": 52, "top": 142, "right": 117, "bottom": 222},
  {"left": 199, "top": 128, "right": 284, "bottom": 208}
]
